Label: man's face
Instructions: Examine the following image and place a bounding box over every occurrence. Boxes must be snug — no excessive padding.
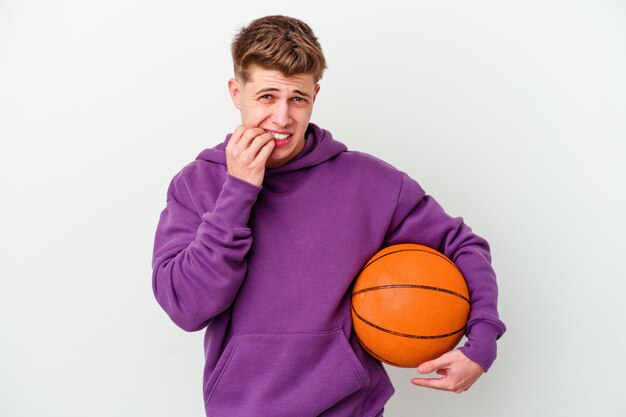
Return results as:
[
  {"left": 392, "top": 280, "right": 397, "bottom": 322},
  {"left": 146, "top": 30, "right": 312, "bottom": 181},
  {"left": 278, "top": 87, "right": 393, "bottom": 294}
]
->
[{"left": 228, "top": 65, "right": 320, "bottom": 168}]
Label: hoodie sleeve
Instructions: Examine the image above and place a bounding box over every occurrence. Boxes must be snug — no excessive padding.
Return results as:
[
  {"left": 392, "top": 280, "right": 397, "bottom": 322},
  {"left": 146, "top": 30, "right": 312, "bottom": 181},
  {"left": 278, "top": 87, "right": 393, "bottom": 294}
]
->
[
  {"left": 152, "top": 172, "right": 261, "bottom": 332},
  {"left": 383, "top": 173, "right": 506, "bottom": 372}
]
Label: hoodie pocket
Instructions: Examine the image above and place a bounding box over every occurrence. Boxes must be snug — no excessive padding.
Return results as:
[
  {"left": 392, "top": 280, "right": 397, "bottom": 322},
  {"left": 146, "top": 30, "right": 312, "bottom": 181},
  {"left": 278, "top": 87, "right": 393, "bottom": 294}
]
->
[{"left": 204, "top": 329, "right": 370, "bottom": 416}]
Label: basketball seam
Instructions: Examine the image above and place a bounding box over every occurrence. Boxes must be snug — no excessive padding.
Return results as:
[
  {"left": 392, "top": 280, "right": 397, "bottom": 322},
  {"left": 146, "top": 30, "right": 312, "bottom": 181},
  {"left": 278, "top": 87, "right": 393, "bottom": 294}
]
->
[
  {"left": 354, "top": 333, "right": 405, "bottom": 367},
  {"left": 351, "top": 304, "right": 467, "bottom": 340},
  {"left": 352, "top": 284, "right": 470, "bottom": 304}
]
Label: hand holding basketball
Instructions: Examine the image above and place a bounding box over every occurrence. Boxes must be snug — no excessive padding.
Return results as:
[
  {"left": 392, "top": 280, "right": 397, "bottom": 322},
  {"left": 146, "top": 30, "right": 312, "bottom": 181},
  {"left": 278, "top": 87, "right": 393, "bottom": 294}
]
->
[{"left": 411, "top": 349, "right": 484, "bottom": 393}]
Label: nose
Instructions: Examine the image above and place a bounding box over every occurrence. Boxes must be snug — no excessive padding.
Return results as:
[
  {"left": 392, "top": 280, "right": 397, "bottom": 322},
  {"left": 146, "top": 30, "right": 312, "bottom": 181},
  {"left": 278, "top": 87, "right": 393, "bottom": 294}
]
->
[{"left": 271, "top": 100, "right": 291, "bottom": 127}]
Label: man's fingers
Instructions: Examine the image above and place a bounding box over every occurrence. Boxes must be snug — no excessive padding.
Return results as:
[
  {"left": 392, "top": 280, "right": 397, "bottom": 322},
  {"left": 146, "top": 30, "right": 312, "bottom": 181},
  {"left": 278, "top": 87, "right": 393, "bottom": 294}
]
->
[
  {"left": 255, "top": 138, "right": 276, "bottom": 164},
  {"left": 418, "top": 358, "right": 444, "bottom": 374},
  {"left": 229, "top": 127, "right": 259, "bottom": 154},
  {"left": 227, "top": 128, "right": 272, "bottom": 165},
  {"left": 412, "top": 376, "right": 466, "bottom": 393},
  {"left": 237, "top": 128, "right": 269, "bottom": 150},
  {"left": 227, "top": 125, "right": 246, "bottom": 150},
  {"left": 225, "top": 126, "right": 275, "bottom": 187},
  {"left": 411, "top": 377, "right": 447, "bottom": 391},
  {"left": 413, "top": 350, "right": 484, "bottom": 393},
  {"left": 418, "top": 350, "right": 457, "bottom": 374},
  {"left": 246, "top": 131, "right": 275, "bottom": 155}
]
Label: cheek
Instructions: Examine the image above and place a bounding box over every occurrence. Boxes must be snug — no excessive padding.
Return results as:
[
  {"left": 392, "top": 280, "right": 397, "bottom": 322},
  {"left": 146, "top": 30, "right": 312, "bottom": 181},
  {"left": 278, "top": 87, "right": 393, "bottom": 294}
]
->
[
  {"left": 287, "top": 105, "right": 303, "bottom": 117},
  {"left": 243, "top": 104, "right": 272, "bottom": 126},
  {"left": 294, "top": 107, "right": 314, "bottom": 123}
]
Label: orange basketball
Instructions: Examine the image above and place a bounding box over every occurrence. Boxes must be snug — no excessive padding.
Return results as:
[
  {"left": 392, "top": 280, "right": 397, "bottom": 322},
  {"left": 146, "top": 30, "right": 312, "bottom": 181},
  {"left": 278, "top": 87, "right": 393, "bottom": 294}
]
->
[{"left": 351, "top": 243, "right": 470, "bottom": 368}]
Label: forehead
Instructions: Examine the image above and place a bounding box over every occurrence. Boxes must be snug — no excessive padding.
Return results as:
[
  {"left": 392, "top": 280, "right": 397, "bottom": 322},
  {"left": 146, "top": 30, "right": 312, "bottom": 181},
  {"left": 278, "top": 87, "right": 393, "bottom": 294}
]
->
[{"left": 244, "top": 65, "right": 316, "bottom": 90}]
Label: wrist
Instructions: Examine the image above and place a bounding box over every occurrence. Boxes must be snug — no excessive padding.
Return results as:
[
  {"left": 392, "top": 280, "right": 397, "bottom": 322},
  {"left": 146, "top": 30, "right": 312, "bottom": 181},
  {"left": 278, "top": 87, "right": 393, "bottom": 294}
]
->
[
  {"left": 458, "top": 323, "right": 501, "bottom": 372},
  {"left": 203, "top": 174, "right": 261, "bottom": 227}
]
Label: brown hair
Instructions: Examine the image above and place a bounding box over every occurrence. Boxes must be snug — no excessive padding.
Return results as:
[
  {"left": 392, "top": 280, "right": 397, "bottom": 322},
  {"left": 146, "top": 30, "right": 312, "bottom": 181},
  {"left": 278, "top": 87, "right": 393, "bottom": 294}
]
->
[{"left": 231, "top": 15, "right": 327, "bottom": 83}]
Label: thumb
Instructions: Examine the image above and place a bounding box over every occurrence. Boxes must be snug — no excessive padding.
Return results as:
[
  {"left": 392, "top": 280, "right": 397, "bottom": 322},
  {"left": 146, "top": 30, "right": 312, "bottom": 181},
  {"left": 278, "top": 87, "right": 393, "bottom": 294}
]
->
[
  {"left": 417, "top": 360, "right": 437, "bottom": 374},
  {"left": 418, "top": 353, "right": 452, "bottom": 374}
]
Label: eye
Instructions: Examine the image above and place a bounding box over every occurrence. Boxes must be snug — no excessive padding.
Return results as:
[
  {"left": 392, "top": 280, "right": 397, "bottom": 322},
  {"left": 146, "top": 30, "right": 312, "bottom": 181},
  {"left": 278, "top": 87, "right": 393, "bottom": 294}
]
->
[
  {"left": 291, "top": 96, "right": 307, "bottom": 103},
  {"left": 258, "top": 94, "right": 273, "bottom": 101}
]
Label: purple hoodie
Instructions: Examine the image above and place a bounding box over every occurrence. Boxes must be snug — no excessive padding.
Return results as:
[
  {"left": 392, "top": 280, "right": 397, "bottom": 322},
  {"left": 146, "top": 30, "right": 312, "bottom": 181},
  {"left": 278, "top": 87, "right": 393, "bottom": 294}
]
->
[{"left": 152, "top": 123, "right": 506, "bottom": 416}]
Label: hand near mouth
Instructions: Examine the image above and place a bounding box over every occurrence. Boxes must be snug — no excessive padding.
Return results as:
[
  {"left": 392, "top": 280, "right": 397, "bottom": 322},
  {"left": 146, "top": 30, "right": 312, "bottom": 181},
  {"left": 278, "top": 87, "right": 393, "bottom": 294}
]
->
[{"left": 225, "top": 125, "right": 276, "bottom": 187}]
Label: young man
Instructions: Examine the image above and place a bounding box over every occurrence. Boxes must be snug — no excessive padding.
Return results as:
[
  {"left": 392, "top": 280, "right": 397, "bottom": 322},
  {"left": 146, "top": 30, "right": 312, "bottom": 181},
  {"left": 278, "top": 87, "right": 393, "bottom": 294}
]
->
[{"left": 152, "top": 15, "right": 506, "bottom": 417}]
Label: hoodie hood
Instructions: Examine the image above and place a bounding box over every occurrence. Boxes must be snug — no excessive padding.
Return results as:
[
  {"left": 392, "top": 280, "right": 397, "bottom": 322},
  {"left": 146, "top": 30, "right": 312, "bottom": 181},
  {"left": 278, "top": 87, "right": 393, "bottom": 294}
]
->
[{"left": 195, "top": 123, "right": 348, "bottom": 176}]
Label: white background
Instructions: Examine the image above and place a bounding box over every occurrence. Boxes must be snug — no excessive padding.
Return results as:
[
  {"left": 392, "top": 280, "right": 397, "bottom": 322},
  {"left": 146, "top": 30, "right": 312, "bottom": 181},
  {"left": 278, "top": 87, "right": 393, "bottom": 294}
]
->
[{"left": 2, "top": 1, "right": 625, "bottom": 416}]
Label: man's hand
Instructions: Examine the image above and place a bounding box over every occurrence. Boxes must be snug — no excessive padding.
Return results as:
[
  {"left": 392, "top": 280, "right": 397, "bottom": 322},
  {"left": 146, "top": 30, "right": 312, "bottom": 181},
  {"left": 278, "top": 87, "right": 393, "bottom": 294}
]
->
[
  {"left": 225, "top": 125, "right": 275, "bottom": 187},
  {"left": 411, "top": 349, "right": 484, "bottom": 393}
]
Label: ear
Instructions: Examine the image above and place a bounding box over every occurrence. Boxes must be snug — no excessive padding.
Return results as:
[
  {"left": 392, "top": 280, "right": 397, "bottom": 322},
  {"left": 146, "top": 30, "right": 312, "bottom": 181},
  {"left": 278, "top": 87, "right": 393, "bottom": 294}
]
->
[
  {"left": 228, "top": 78, "right": 242, "bottom": 109},
  {"left": 313, "top": 83, "right": 321, "bottom": 102}
]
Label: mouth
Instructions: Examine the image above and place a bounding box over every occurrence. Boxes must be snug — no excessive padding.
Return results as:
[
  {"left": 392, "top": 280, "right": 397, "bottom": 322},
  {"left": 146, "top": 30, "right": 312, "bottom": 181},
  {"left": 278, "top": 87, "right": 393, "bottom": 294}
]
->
[
  {"left": 265, "top": 130, "right": 292, "bottom": 141},
  {"left": 272, "top": 133, "right": 290, "bottom": 140}
]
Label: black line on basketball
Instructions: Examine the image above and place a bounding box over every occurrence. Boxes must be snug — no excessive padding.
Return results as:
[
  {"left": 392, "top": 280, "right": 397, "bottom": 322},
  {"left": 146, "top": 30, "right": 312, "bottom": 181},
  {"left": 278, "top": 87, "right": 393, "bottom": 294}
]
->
[
  {"left": 360, "top": 248, "right": 460, "bottom": 274},
  {"left": 352, "top": 284, "right": 470, "bottom": 304},
  {"left": 354, "top": 333, "right": 404, "bottom": 367},
  {"left": 351, "top": 304, "right": 466, "bottom": 340}
]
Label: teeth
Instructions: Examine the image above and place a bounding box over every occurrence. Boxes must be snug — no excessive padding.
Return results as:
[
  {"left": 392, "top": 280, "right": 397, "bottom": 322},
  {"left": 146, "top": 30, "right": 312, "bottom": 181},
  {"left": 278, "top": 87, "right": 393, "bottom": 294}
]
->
[{"left": 271, "top": 132, "right": 289, "bottom": 140}]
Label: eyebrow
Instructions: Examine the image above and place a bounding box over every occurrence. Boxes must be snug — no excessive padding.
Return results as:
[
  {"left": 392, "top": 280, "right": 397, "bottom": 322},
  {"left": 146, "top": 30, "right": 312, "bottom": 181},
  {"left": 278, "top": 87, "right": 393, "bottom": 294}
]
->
[{"left": 254, "top": 87, "right": 312, "bottom": 99}]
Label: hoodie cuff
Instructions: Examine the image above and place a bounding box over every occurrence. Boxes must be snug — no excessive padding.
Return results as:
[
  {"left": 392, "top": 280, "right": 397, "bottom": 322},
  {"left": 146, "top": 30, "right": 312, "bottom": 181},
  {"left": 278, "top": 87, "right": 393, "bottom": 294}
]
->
[
  {"left": 202, "top": 174, "right": 261, "bottom": 228},
  {"left": 457, "top": 323, "right": 501, "bottom": 372}
]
